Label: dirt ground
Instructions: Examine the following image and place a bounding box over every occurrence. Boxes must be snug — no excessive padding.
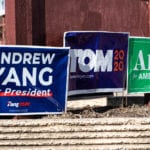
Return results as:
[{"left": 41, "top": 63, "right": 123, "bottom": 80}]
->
[
  {"left": 1, "top": 104, "right": 149, "bottom": 119},
  {"left": 44, "top": 95, "right": 150, "bottom": 119},
  {"left": 10, "top": 104, "right": 150, "bottom": 119},
  {"left": 45, "top": 104, "right": 150, "bottom": 119},
  {"left": 1, "top": 95, "right": 150, "bottom": 119}
]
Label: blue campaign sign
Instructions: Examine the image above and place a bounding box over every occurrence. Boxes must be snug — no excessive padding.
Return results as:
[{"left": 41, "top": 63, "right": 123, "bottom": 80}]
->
[
  {"left": 64, "top": 31, "right": 129, "bottom": 95},
  {"left": 0, "top": 46, "right": 69, "bottom": 115}
]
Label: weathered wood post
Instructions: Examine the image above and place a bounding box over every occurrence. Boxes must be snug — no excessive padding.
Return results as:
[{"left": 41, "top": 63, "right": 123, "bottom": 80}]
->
[{"left": 144, "top": 94, "right": 150, "bottom": 106}]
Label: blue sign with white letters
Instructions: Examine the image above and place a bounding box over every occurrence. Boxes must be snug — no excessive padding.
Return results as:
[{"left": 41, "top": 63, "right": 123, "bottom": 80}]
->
[
  {"left": 0, "top": 46, "right": 69, "bottom": 115},
  {"left": 64, "top": 31, "right": 129, "bottom": 95}
]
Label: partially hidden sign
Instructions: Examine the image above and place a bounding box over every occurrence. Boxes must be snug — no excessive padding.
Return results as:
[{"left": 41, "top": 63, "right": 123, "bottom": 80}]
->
[
  {"left": 64, "top": 31, "right": 129, "bottom": 95},
  {"left": 0, "top": 46, "right": 69, "bottom": 115},
  {"left": 128, "top": 37, "right": 150, "bottom": 93}
]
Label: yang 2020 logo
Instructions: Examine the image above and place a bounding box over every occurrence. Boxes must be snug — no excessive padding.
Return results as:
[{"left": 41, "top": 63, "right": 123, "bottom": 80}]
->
[{"left": 7, "top": 101, "right": 30, "bottom": 108}]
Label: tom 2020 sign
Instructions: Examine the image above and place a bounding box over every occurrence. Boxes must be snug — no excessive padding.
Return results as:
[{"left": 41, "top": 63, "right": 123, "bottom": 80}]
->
[
  {"left": 64, "top": 31, "right": 129, "bottom": 95},
  {"left": 0, "top": 46, "right": 69, "bottom": 115}
]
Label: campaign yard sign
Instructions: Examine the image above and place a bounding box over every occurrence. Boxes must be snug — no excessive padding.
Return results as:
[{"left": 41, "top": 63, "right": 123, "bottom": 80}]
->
[
  {"left": 128, "top": 37, "right": 150, "bottom": 93},
  {"left": 0, "top": 46, "right": 69, "bottom": 115},
  {"left": 64, "top": 31, "right": 129, "bottom": 95}
]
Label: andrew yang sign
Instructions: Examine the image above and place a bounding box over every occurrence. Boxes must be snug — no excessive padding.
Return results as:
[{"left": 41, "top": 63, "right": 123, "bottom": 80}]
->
[
  {"left": 0, "top": 46, "right": 69, "bottom": 115},
  {"left": 64, "top": 31, "right": 129, "bottom": 95}
]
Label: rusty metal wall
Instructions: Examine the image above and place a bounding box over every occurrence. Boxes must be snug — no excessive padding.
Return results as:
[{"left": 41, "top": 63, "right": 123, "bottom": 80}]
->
[
  {"left": 45, "top": 0, "right": 149, "bottom": 46},
  {"left": 5, "top": 0, "right": 150, "bottom": 45},
  {"left": 5, "top": 0, "right": 16, "bottom": 44}
]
